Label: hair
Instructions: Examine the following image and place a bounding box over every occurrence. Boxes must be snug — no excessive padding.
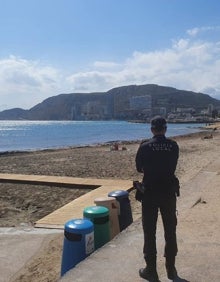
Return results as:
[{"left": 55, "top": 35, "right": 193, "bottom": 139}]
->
[{"left": 150, "top": 116, "right": 167, "bottom": 132}]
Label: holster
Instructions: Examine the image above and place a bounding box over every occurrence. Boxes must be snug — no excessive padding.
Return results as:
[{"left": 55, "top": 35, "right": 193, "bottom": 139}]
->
[{"left": 133, "top": 181, "right": 145, "bottom": 202}]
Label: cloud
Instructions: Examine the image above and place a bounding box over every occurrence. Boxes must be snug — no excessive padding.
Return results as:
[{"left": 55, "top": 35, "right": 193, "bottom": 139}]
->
[
  {"left": 187, "top": 27, "right": 200, "bottom": 37},
  {"left": 93, "top": 61, "right": 121, "bottom": 69},
  {"left": 1, "top": 28, "right": 220, "bottom": 110},
  {"left": 0, "top": 56, "right": 62, "bottom": 109},
  {"left": 66, "top": 37, "right": 220, "bottom": 101},
  {"left": 66, "top": 71, "right": 116, "bottom": 92},
  {"left": 187, "top": 25, "right": 220, "bottom": 37}
]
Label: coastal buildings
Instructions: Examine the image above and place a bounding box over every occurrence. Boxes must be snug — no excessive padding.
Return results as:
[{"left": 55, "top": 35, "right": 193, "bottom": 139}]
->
[{"left": 0, "top": 84, "right": 219, "bottom": 121}]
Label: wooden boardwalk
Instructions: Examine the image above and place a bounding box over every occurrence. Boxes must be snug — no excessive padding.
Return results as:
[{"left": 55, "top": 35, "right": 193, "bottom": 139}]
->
[{"left": 0, "top": 173, "right": 133, "bottom": 229}]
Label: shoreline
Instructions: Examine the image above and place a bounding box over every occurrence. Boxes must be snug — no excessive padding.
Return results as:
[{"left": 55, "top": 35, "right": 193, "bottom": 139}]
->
[
  {"left": 0, "top": 128, "right": 214, "bottom": 156},
  {"left": 0, "top": 120, "right": 214, "bottom": 154}
]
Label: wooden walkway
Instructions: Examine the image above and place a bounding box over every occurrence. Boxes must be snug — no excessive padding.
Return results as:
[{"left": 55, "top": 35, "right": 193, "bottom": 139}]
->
[{"left": 0, "top": 173, "right": 133, "bottom": 229}]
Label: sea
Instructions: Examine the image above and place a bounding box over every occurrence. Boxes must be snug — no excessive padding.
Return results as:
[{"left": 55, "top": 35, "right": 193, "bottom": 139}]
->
[{"left": 0, "top": 120, "right": 205, "bottom": 153}]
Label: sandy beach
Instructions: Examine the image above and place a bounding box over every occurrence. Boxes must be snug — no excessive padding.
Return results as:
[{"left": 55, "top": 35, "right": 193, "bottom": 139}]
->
[{"left": 0, "top": 126, "right": 220, "bottom": 282}]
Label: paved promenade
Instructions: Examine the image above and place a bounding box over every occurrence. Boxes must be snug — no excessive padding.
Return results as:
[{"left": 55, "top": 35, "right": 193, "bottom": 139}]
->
[{"left": 60, "top": 158, "right": 220, "bottom": 282}]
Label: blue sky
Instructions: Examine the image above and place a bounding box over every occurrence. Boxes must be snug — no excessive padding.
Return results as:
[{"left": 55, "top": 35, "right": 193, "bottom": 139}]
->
[{"left": 0, "top": 0, "right": 220, "bottom": 110}]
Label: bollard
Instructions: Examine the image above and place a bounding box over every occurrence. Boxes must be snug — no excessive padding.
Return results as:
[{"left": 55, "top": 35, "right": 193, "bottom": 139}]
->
[
  {"left": 94, "top": 196, "right": 120, "bottom": 239},
  {"left": 61, "top": 218, "right": 94, "bottom": 277},
  {"left": 108, "top": 190, "right": 133, "bottom": 231},
  {"left": 83, "top": 206, "right": 110, "bottom": 250}
]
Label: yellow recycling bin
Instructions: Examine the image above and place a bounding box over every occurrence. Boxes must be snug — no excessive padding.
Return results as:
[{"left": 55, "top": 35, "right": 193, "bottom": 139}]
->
[{"left": 94, "top": 196, "right": 120, "bottom": 239}]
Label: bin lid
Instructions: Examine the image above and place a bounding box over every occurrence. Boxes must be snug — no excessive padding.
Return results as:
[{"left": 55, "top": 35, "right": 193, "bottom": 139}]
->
[
  {"left": 94, "top": 196, "right": 116, "bottom": 204},
  {"left": 64, "top": 218, "right": 93, "bottom": 234},
  {"left": 83, "top": 206, "right": 109, "bottom": 219},
  {"left": 108, "top": 190, "right": 129, "bottom": 199}
]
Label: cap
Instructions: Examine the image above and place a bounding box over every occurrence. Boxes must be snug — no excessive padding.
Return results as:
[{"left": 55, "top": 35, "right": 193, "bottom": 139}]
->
[{"left": 151, "top": 116, "right": 167, "bottom": 130}]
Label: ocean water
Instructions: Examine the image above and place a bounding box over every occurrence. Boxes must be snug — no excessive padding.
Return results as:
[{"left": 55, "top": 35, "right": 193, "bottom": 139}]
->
[{"left": 0, "top": 120, "right": 205, "bottom": 152}]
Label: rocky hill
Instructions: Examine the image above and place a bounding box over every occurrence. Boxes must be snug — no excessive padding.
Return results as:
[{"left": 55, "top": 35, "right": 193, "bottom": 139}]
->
[{"left": 0, "top": 84, "right": 219, "bottom": 120}]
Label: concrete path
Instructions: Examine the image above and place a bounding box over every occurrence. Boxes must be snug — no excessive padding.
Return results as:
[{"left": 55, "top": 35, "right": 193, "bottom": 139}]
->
[
  {"left": 0, "top": 226, "right": 62, "bottom": 282},
  {"left": 60, "top": 159, "right": 220, "bottom": 282}
]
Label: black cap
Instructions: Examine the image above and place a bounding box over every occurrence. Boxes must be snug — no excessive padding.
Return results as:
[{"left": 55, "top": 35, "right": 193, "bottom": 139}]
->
[{"left": 151, "top": 116, "right": 167, "bottom": 130}]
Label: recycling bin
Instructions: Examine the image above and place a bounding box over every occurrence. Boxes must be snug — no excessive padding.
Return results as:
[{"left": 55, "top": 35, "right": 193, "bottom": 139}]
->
[
  {"left": 108, "top": 190, "right": 133, "bottom": 231},
  {"left": 83, "top": 206, "right": 110, "bottom": 249},
  {"left": 61, "top": 218, "right": 94, "bottom": 277},
  {"left": 94, "top": 196, "right": 120, "bottom": 239}
]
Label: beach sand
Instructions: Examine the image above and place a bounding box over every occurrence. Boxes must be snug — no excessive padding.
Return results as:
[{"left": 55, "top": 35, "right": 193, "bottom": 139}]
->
[{"left": 0, "top": 127, "right": 219, "bottom": 281}]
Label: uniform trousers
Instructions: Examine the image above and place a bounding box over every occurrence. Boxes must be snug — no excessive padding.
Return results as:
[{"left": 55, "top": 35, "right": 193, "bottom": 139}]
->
[{"left": 141, "top": 192, "right": 178, "bottom": 261}]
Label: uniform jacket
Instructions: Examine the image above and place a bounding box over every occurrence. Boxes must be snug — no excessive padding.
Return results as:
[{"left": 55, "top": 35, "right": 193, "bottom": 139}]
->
[{"left": 135, "top": 134, "right": 179, "bottom": 195}]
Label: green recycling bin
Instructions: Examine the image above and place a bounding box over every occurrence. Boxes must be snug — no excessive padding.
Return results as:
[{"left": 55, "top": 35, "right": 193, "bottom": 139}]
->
[{"left": 83, "top": 206, "right": 110, "bottom": 250}]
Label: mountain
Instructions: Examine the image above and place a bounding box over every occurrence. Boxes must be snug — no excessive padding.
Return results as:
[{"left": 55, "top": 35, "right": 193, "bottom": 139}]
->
[
  {"left": 0, "top": 108, "right": 29, "bottom": 120},
  {"left": 0, "top": 84, "right": 219, "bottom": 120}
]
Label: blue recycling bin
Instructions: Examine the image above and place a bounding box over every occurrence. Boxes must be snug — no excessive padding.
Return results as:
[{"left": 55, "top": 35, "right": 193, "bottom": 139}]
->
[
  {"left": 61, "top": 218, "right": 94, "bottom": 277},
  {"left": 108, "top": 190, "right": 133, "bottom": 231}
]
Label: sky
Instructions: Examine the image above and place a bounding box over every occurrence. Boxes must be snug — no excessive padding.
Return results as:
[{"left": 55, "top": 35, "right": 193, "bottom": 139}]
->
[{"left": 0, "top": 0, "right": 220, "bottom": 110}]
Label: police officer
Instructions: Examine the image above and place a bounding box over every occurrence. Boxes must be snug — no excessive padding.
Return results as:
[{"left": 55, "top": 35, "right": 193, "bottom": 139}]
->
[{"left": 135, "top": 116, "right": 179, "bottom": 281}]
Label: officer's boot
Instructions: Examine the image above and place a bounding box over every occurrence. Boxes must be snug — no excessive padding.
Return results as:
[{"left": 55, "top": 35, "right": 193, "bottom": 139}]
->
[
  {"left": 165, "top": 256, "right": 178, "bottom": 280},
  {"left": 139, "top": 256, "right": 160, "bottom": 281}
]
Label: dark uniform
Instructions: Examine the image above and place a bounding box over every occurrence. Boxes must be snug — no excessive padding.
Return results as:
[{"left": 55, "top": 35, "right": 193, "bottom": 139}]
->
[{"left": 135, "top": 117, "right": 179, "bottom": 281}]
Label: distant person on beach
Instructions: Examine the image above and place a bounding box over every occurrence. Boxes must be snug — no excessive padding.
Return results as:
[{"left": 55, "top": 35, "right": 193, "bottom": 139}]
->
[{"left": 135, "top": 116, "right": 180, "bottom": 281}]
